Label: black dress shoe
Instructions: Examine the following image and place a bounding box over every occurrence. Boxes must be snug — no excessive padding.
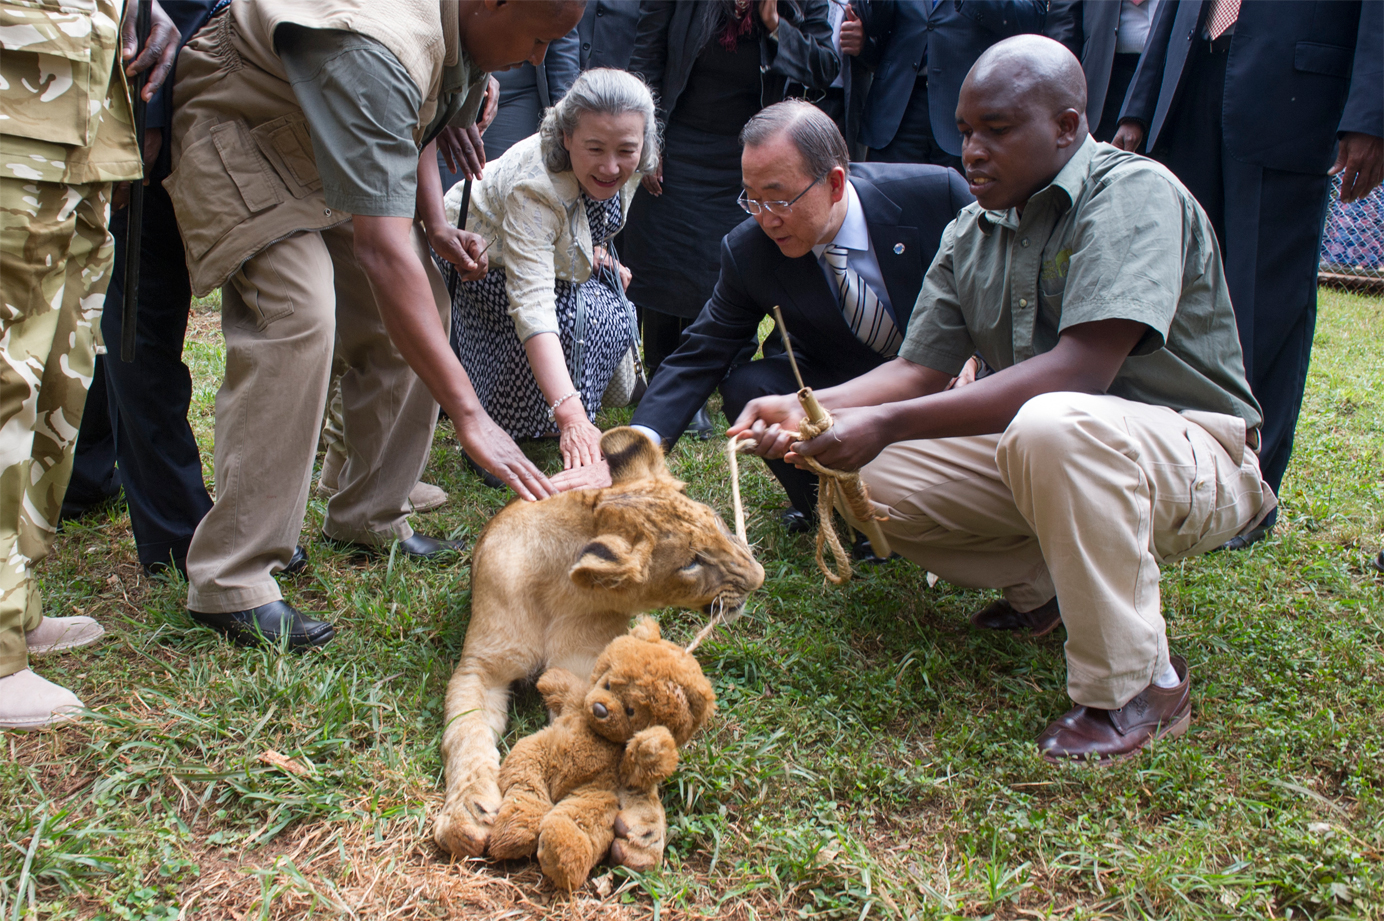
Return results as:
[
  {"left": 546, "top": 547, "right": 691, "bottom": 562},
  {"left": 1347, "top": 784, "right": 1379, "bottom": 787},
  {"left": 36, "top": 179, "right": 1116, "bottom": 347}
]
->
[
  {"left": 685, "top": 404, "right": 715, "bottom": 441},
  {"left": 780, "top": 508, "right": 813, "bottom": 534},
  {"left": 1371, "top": 550, "right": 1384, "bottom": 574},
  {"left": 336, "top": 532, "right": 466, "bottom": 561},
  {"left": 969, "top": 596, "right": 1062, "bottom": 638},
  {"left": 1218, "top": 519, "right": 1274, "bottom": 552},
  {"left": 282, "top": 545, "right": 308, "bottom": 576},
  {"left": 188, "top": 600, "right": 335, "bottom": 649},
  {"left": 461, "top": 451, "right": 505, "bottom": 489},
  {"left": 851, "top": 533, "right": 896, "bottom": 566},
  {"left": 144, "top": 555, "right": 187, "bottom": 578}
]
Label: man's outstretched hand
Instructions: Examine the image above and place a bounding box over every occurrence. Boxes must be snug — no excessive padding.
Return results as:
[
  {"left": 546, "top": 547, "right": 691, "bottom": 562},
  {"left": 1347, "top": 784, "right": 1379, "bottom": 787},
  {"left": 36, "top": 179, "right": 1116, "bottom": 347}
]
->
[{"left": 454, "top": 413, "right": 557, "bottom": 501}]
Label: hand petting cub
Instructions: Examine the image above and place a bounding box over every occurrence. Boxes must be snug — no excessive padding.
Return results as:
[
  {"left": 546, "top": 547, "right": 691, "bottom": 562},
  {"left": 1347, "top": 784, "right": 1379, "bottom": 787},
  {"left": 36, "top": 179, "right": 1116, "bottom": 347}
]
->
[{"left": 487, "top": 617, "right": 716, "bottom": 890}]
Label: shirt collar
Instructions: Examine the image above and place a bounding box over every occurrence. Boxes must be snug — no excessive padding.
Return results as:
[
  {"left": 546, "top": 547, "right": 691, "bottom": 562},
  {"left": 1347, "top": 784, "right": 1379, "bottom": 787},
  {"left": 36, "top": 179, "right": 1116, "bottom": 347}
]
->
[
  {"left": 812, "top": 180, "right": 869, "bottom": 258},
  {"left": 978, "top": 134, "right": 1099, "bottom": 233}
]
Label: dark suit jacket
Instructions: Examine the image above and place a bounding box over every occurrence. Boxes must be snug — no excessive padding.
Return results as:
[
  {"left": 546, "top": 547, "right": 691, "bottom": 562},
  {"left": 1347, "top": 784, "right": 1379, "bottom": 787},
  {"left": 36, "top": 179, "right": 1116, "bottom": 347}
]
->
[
  {"left": 578, "top": 0, "right": 642, "bottom": 71},
  {"left": 630, "top": 0, "right": 841, "bottom": 123},
  {"left": 858, "top": 0, "right": 1046, "bottom": 155},
  {"left": 1121, "top": 0, "right": 1383, "bottom": 174},
  {"left": 1045, "top": 0, "right": 1130, "bottom": 128},
  {"left": 631, "top": 163, "right": 974, "bottom": 439}
]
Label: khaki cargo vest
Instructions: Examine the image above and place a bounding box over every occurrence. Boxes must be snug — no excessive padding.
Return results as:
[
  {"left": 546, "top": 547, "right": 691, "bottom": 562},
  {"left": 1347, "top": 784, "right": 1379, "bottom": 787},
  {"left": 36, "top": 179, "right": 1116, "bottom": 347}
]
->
[{"left": 167, "top": 0, "right": 481, "bottom": 296}]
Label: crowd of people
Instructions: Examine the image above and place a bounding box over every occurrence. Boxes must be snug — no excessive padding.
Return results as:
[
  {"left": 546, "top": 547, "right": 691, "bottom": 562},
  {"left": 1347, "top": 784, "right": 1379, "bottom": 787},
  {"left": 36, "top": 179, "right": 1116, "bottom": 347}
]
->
[{"left": 2, "top": 0, "right": 1380, "bottom": 765}]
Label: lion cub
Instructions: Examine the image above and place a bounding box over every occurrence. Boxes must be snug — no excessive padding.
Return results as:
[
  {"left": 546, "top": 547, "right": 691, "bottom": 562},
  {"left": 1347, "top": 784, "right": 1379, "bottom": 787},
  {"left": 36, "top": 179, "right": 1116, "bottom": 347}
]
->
[{"left": 434, "top": 428, "right": 764, "bottom": 867}]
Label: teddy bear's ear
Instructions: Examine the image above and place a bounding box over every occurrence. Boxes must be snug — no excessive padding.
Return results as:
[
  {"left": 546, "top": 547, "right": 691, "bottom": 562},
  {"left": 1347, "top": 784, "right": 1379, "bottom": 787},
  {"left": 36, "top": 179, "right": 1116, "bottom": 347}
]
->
[
  {"left": 602, "top": 427, "right": 668, "bottom": 485},
  {"left": 569, "top": 534, "right": 653, "bottom": 591},
  {"left": 536, "top": 668, "right": 587, "bottom": 718},
  {"left": 629, "top": 616, "right": 661, "bottom": 643}
]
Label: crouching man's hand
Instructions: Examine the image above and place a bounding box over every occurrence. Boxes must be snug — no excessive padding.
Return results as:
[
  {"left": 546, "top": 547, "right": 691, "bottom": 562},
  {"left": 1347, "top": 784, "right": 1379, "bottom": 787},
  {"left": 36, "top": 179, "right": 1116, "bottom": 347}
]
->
[{"left": 786, "top": 405, "right": 890, "bottom": 472}]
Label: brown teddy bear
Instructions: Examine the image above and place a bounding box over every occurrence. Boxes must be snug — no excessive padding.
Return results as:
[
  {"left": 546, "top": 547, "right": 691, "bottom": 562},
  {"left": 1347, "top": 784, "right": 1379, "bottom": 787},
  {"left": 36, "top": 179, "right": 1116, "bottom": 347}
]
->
[{"left": 487, "top": 616, "right": 716, "bottom": 890}]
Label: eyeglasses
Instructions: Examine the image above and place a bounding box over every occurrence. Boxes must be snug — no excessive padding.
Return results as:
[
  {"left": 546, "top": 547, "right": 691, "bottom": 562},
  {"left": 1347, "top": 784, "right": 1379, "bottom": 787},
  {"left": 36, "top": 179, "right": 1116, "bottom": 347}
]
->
[{"left": 737, "top": 174, "right": 825, "bottom": 216}]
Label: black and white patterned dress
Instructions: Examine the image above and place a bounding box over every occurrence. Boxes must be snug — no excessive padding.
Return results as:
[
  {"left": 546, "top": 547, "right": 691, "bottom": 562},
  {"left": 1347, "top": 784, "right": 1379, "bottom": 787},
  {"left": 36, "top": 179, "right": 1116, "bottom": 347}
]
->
[{"left": 451, "top": 193, "right": 633, "bottom": 439}]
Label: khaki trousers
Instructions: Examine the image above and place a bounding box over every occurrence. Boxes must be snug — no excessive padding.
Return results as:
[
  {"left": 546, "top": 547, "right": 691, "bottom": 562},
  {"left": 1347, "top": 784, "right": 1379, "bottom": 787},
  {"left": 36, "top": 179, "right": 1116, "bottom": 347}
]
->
[
  {"left": 0, "top": 179, "right": 114, "bottom": 677},
  {"left": 185, "top": 221, "right": 449, "bottom": 614},
  {"left": 860, "top": 393, "right": 1275, "bottom": 709}
]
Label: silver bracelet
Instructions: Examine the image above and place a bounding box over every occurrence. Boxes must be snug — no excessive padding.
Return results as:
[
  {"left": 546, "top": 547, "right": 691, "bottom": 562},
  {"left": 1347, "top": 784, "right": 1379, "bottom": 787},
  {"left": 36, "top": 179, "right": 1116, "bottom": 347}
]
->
[{"left": 547, "top": 389, "right": 581, "bottom": 423}]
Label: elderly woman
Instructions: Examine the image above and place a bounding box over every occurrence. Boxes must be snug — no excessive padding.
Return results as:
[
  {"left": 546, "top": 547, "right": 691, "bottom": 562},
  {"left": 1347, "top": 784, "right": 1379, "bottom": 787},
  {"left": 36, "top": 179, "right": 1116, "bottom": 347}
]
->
[{"left": 434, "top": 68, "right": 655, "bottom": 471}]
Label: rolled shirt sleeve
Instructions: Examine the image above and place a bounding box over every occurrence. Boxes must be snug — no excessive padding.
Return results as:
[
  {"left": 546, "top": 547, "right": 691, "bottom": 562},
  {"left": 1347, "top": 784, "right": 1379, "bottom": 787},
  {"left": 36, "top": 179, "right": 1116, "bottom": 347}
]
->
[
  {"left": 276, "top": 25, "right": 422, "bottom": 218},
  {"left": 1055, "top": 168, "right": 1189, "bottom": 355}
]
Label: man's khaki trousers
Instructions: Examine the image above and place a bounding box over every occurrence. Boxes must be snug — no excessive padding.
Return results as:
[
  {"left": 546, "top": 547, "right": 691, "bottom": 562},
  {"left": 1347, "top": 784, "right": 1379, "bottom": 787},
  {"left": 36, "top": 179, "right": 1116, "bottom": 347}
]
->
[
  {"left": 860, "top": 392, "right": 1275, "bottom": 710},
  {"left": 185, "top": 221, "right": 449, "bottom": 614}
]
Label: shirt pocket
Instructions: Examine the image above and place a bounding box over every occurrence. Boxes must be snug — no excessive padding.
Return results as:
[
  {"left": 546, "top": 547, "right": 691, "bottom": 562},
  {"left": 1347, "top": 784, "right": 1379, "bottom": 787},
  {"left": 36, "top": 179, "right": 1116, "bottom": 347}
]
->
[
  {"left": 0, "top": 6, "right": 96, "bottom": 147},
  {"left": 165, "top": 120, "right": 284, "bottom": 262}
]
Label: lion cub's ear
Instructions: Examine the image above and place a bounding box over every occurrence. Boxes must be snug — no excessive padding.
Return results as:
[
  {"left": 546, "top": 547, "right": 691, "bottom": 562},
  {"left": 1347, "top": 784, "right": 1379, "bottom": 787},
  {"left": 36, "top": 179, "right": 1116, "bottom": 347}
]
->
[
  {"left": 602, "top": 427, "right": 668, "bottom": 485},
  {"left": 570, "top": 534, "right": 653, "bottom": 590}
]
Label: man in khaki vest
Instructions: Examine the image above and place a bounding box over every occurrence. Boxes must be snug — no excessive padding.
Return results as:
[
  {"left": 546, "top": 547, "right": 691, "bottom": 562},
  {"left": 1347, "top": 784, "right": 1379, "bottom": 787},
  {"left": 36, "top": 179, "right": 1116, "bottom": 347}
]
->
[
  {"left": 1, "top": 0, "right": 178, "bottom": 729},
  {"left": 167, "top": 0, "right": 585, "bottom": 649}
]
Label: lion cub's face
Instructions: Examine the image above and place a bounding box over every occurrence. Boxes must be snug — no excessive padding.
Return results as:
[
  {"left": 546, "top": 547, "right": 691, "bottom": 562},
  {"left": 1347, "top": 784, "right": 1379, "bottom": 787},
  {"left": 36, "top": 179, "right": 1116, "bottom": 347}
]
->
[{"left": 567, "top": 430, "right": 765, "bottom": 618}]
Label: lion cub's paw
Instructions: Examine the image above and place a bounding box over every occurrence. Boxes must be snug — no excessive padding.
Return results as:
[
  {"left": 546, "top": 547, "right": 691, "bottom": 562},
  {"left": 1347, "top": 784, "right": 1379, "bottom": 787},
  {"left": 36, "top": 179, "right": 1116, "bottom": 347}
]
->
[
  {"left": 434, "top": 785, "right": 501, "bottom": 857},
  {"left": 488, "top": 792, "right": 547, "bottom": 860}
]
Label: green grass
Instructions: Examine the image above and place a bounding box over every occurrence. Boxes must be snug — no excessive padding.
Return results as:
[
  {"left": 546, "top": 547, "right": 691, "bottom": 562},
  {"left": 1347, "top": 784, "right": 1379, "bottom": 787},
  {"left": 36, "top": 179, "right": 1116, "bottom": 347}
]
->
[{"left": 3, "top": 288, "right": 1382, "bottom": 920}]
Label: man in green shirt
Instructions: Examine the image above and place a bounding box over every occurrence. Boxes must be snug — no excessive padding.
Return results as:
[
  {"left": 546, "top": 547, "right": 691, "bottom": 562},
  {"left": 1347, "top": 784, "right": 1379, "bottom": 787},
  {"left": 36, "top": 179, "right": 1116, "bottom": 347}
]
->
[{"left": 730, "top": 35, "right": 1275, "bottom": 764}]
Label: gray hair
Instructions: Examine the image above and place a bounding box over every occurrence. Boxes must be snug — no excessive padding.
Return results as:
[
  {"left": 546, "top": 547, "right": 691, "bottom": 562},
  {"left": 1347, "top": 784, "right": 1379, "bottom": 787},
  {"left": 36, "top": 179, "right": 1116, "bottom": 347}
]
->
[
  {"left": 739, "top": 99, "right": 849, "bottom": 178},
  {"left": 540, "top": 68, "right": 660, "bottom": 174}
]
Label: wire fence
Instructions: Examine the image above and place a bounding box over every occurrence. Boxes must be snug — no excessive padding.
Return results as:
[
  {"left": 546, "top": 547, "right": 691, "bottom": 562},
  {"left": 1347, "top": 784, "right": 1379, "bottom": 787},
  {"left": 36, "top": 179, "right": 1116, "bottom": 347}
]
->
[{"left": 1320, "top": 174, "right": 1384, "bottom": 295}]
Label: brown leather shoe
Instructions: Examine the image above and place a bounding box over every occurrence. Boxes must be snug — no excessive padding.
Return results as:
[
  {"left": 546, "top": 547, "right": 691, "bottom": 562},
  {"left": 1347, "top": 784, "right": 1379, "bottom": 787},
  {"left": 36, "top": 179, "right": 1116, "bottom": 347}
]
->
[
  {"left": 969, "top": 596, "right": 1062, "bottom": 638},
  {"left": 1038, "top": 655, "right": 1191, "bottom": 765}
]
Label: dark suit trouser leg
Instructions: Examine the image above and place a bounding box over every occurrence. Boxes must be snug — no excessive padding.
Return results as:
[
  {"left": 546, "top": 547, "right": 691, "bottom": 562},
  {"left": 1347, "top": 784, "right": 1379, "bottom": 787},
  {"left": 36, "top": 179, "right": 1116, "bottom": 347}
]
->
[
  {"left": 1093, "top": 53, "right": 1140, "bottom": 143},
  {"left": 866, "top": 77, "right": 963, "bottom": 171},
  {"left": 99, "top": 182, "right": 213, "bottom": 571},
  {"left": 1155, "top": 40, "right": 1327, "bottom": 500},
  {"left": 64, "top": 356, "right": 120, "bottom": 516}
]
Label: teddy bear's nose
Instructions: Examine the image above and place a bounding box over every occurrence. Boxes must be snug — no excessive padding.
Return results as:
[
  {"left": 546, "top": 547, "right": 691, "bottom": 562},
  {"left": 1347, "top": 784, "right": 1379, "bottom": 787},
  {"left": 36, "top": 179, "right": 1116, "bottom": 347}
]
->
[{"left": 592, "top": 702, "right": 609, "bottom": 719}]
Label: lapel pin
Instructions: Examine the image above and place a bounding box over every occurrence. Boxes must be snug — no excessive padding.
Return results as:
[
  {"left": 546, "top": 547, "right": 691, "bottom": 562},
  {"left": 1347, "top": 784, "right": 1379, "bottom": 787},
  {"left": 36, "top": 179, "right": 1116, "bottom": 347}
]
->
[{"left": 894, "top": 243, "right": 905, "bottom": 254}]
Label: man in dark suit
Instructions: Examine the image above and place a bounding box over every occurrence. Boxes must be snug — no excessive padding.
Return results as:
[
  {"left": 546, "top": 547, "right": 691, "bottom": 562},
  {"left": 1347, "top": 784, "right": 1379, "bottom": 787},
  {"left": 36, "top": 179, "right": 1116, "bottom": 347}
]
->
[
  {"left": 628, "top": 100, "right": 973, "bottom": 527},
  {"left": 1045, "top": 0, "right": 1163, "bottom": 141},
  {"left": 577, "top": 0, "right": 641, "bottom": 71},
  {"left": 61, "top": 0, "right": 221, "bottom": 575},
  {"left": 1116, "top": 0, "right": 1382, "bottom": 545},
  {"left": 854, "top": 0, "right": 1046, "bottom": 166}
]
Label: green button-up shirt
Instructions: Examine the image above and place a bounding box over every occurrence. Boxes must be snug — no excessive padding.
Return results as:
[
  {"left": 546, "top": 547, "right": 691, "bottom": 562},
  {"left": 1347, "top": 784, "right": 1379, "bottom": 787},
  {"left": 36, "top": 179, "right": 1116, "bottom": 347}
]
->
[{"left": 901, "top": 137, "right": 1262, "bottom": 433}]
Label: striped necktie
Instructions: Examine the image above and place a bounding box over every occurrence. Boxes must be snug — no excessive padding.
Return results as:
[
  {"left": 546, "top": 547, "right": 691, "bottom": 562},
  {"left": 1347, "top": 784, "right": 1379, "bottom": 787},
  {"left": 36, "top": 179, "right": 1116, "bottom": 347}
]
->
[{"left": 824, "top": 245, "right": 901, "bottom": 357}]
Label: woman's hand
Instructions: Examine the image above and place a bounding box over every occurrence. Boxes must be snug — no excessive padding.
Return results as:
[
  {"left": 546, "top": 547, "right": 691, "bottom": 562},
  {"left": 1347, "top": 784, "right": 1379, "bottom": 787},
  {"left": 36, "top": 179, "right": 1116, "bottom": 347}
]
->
[
  {"left": 947, "top": 355, "right": 978, "bottom": 390},
  {"left": 758, "top": 0, "right": 780, "bottom": 34},
  {"left": 429, "top": 226, "right": 488, "bottom": 281},
  {"left": 559, "top": 415, "right": 604, "bottom": 470},
  {"left": 551, "top": 459, "right": 612, "bottom": 491},
  {"left": 454, "top": 412, "right": 557, "bottom": 501},
  {"left": 641, "top": 157, "right": 663, "bottom": 196},
  {"left": 593, "top": 246, "right": 633, "bottom": 291}
]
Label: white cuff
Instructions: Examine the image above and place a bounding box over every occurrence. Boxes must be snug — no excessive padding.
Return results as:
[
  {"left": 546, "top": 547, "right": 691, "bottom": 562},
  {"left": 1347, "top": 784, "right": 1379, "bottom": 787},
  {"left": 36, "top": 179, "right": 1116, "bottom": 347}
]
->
[{"left": 630, "top": 424, "right": 662, "bottom": 446}]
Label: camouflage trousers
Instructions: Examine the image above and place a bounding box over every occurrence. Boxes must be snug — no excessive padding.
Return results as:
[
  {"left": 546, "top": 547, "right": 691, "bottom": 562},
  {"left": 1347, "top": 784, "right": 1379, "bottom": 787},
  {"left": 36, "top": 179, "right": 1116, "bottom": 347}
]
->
[{"left": 0, "top": 177, "right": 114, "bottom": 677}]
